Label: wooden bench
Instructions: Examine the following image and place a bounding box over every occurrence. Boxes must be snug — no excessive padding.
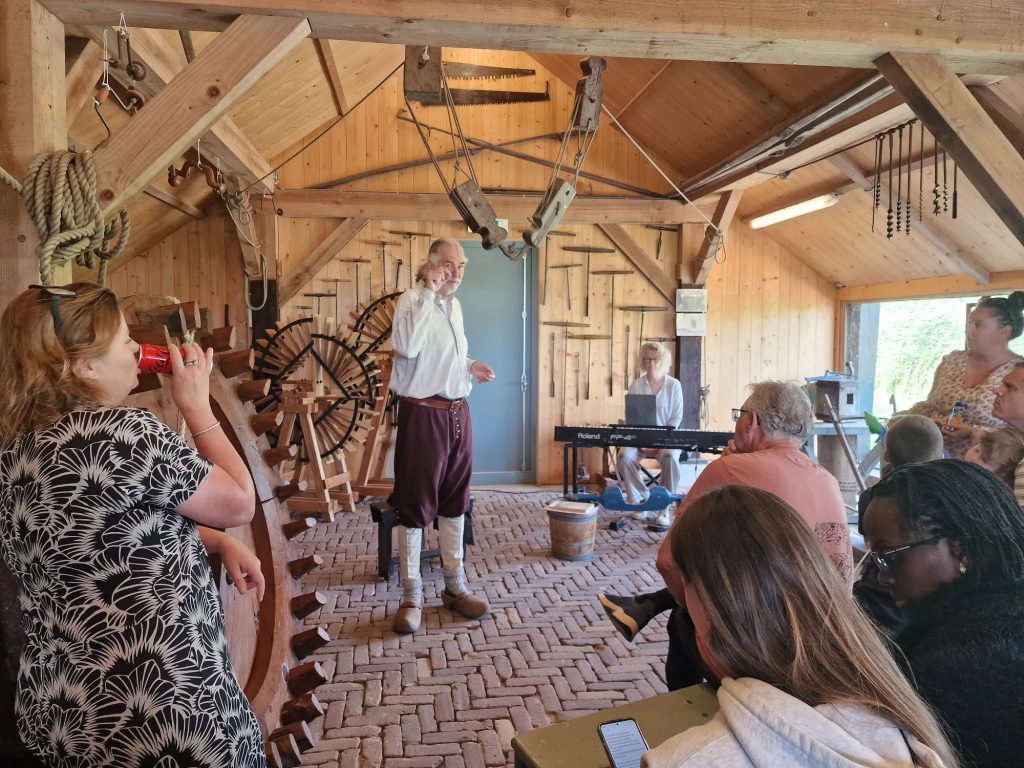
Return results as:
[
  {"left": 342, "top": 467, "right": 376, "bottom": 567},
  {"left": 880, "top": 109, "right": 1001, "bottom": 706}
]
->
[
  {"left": 369, "top": 498, "right": 475, "bottom": 581},
  {"left": 511, "top": 683, "right": 718, "bottom": 768}
]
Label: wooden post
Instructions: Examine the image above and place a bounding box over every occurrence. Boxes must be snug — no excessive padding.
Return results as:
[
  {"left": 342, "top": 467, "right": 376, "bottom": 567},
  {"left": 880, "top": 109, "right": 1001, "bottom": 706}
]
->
[
  {"left": 0, "top": 0, "right": 67, "bottom": 301},
  {"left": 0, "top": 3, "right": 65, "bottom": 757}
]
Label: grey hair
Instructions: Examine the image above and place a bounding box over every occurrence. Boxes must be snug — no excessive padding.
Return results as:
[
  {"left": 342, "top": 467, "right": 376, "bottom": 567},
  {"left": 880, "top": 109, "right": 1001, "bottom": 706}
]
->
[
  {"left": 638, "top": 341, "right": 672, "bottom": 376},
  {"left": 746, "top": 381, "right": 814, "bottom": 442},
  {"left": 427, "top": 237, "right": 465, "bottom": 264},
  {"left": 416, "top": 237, "right": 466, "bottom": 283}
]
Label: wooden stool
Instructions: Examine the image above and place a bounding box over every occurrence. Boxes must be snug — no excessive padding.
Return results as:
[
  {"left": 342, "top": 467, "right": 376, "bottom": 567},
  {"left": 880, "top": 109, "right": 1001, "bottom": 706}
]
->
[{"left": 369, "top": 498, "right": 476, "bottom": 581}]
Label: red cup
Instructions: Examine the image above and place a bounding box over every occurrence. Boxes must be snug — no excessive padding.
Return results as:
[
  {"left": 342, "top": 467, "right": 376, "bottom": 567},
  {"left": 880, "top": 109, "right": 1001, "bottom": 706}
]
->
[{"left": 136, "top": 343, "right": 172, "bottom": 374}]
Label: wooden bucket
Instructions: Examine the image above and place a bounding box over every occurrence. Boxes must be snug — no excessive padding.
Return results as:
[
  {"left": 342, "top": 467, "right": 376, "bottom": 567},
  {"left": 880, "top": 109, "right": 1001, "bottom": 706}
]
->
[{"left": 547, "top": 508, "right": 598, "bottom": 561}]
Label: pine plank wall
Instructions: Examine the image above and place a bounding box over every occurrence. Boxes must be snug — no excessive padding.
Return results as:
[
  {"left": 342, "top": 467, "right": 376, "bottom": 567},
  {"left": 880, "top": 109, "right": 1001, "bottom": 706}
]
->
[{"left": 99, "top": 48, "right": 835, "bottom": 486}]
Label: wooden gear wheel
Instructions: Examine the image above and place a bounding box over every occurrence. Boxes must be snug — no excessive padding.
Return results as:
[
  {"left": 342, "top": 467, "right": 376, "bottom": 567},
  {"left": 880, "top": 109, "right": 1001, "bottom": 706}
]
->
[
  {"left": 124, "top": 299, "right": 333, "bottom": 768},
  {"left": 254, "top": 315, "right": 381, "bottom": 461}
]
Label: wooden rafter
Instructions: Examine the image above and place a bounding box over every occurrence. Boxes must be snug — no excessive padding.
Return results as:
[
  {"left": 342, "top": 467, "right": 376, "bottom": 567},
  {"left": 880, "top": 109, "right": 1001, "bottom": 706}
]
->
[
  {"left": 875, "top": 52, "right": 1024, "bottom": 248},
  {"left": 970, "top": 84, "right": 1024, "bottom": 154},
  {"left": 682, "top": 74, "right": 893, "bottom": 199},
  {"left": 313, "top": 39, "right": 349, "bottom": 115},
  {"left": 253, "top": 189, "right": 718, "bottom": 224},
  {"left": 597, "top": 224, "right": 675, "bottom": 303},
  {"left": 90, "top": 15, "right": 310, "bottom": 216},
  {"left": 279, "top": 217, "right": 368, "bottom": 303},
  {"left": 78, "top": 25, "right": 279, "bottom": 195},
  {"left": 827, "top": 154, "right": 991, "bottom": 285},
  {"left": 143, "top": 185, "right": 206, "bottom": 219},
  {"left": 691, "top": 189, "right": 743, "bottom": 286},
  {"left": 65, "top": 39, "right": 104, "bottom": 125},
  {"left": 41, "top": 0, "right": 1024, "bottom": 73}
]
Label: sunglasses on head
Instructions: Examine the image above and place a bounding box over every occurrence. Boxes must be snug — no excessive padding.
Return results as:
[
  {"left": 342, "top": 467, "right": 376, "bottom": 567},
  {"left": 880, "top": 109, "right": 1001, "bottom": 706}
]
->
[{"left": 30, "top": 284, "right": 77, "bottom": 335}]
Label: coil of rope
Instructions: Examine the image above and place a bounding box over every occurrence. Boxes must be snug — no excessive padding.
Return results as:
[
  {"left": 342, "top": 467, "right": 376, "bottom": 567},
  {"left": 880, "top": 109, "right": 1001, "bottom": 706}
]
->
[{"left": 0, "top": 148, "right": 129, "bottom": 285}]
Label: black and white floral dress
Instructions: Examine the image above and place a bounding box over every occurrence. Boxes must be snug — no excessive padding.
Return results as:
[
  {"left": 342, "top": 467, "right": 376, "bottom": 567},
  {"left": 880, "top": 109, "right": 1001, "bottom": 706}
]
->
[{"left": 0, "top": 407, "right": 265, "bottom": 768}]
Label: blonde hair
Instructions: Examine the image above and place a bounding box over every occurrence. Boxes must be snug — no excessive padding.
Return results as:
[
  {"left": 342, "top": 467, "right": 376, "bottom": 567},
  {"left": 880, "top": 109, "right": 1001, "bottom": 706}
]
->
[
  {"left": 672, "top": 485, "right": 961, "bottom": 767},
  {"left": 0, "top": 283, "right": 122, "bottom": 439},
  {"left": 637, "top": 341, "right": 671, "bottom": 376},
  {"left": 974, "top": 429, "right": 1024, "bottom": 486}
]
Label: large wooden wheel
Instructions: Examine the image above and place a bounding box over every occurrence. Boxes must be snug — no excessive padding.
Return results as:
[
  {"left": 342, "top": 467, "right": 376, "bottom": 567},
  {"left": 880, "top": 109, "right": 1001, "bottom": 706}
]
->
[
  {"left": 349, "top": 290, "right": 401, "bottom": 356},
  {"left": 125, "top": 299, "right": 332, "bottom": 768},
  {"left": 254, "top": 315, "right": 380, "bottom": 461}
]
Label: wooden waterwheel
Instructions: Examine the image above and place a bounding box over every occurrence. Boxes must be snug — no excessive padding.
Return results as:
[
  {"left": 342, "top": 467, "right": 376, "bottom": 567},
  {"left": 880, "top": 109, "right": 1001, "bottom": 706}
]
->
[{"left": 125, "top": 298, "right": 333, "bottom": 768}]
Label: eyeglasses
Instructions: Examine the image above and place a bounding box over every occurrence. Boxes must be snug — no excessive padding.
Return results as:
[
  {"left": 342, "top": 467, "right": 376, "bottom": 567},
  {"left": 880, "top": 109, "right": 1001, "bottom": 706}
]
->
[
  {"left": 731, "top": 408, "right": 751, "bottom": 422},
  {"left": 30, "top": 284, "right": 76, "bottom": 335},
  {"left": 641, "top": 357, "right": 660, "bottom": 363},
  {"left": 867, "top": 537, "right": 942, "bottom": 572}
]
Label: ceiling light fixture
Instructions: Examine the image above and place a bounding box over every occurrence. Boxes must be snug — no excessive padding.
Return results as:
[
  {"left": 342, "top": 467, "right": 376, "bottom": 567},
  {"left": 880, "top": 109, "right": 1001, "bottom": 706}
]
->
[{"left": 747, "top": 192, "right": 840, "bottom": 229}]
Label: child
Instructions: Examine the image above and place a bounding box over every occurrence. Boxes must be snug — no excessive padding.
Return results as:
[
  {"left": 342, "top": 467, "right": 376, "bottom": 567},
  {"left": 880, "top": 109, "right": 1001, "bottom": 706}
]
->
[{"left": 965, "top": 428, "right": 1024, "bottom": 487}]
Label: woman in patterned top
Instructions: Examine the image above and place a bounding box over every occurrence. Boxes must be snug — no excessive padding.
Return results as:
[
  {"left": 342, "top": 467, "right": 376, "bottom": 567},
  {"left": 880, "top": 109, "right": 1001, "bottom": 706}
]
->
[
  {"left": 0, "top": 284, "right": 266, "bottom": 768},
  {"left": 908, "top": 292, "right": 1024, "bottom": 459}
]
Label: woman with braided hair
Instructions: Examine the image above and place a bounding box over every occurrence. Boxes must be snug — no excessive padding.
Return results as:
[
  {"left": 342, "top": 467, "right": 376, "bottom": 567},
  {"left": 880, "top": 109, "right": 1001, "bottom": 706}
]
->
[
  {"left": 908, "top": 292, "right": 1024, "bottom": 458},
  {"left": 863, "top": 460, "right": 1024, "bottom": 767}
]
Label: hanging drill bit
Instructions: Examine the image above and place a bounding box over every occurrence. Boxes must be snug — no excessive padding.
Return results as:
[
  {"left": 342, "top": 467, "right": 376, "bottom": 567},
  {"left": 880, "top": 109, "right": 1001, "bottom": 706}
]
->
[
  {"left": 942, "top": 148, "right": 948, "bottom": 214},
  {"left": 905, "top": 122, "right": 913, "bottom": 235},
  {"left": 872, "top": 134, "right": 883, "bottom": 233},
  {"left": 919, "top": 122, "right": 925, "bottom": 222},
  {"left": 896, "top": 125, "right": 904, "bottom": 234},
  {"left": 952, "top": 161, "right": 959, "bottom": 219},
  {"left": 886, "top": 131, "right": 894, "bottom": 240},
  {"left": 933, "top": 143, "right": 941, "bottom": 216}
]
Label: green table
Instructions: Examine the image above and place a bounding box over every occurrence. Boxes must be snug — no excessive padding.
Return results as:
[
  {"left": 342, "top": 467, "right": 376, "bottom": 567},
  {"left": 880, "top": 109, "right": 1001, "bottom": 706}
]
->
[{"left": 512, "top": 683, "right": 719, "bottom": 768}]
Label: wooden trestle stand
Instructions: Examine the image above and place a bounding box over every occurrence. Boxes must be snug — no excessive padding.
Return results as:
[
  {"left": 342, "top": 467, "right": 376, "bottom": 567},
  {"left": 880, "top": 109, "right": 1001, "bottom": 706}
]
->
[
  {"left": 352, "top": 357, "right": 396, "bottom": 499},
  {"left": 276, "top": 388, "right": 358, "bottom": 520}
]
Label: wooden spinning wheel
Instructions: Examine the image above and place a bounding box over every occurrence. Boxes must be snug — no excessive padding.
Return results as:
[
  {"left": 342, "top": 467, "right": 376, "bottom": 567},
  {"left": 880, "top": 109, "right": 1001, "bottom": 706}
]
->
[
  {"left": 124, "top": 298, "right": 334, "bottom": 768},
  {"left": 254, "top": 316, "right": 380, "bottom": 461},
  {"left": 349, "top": 290, "right": 401, "bottom": 355}
]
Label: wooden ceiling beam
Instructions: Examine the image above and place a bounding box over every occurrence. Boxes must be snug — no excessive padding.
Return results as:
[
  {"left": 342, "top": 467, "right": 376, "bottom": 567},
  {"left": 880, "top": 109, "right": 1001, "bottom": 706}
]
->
[
  {"left": 79, "top": 25, "right": 278, "bottom": 195},
  {"left": 691, "top": 189, "right": 743, "bottom": 286},
  {"left": 683, "top": 74, "right": 893, "bottom": 200},
  {"left": 41, "top": 0, "right": 1024, "bottom": 73},
  {"left": 90, "top": 15, "right": 309, "bottom": 216},
  {"left": 254, "top": 189, "right": 718, "bottom": 224},
  {"left": 838, "top": 270, "right": 1024, "bottom": 303},
  {"left": 875, "top": 52, "right": 1024, "bottom": 248},
  {"left": 313, "top": 39, "right": 349, "bottom": 115},
  {"left": 143, "top": 185, "right": 206, "bottom": 219},
  {"left": 279, "top": 217, "right": 368, "bottom": 303},
  {"left": 970, "top": 84, "right": 1024, "bottom": 154},
  {"left": 597, "top": 223, "right": 675, "bottom": 303},
  {"left": 65, "top": 39, "right": 103, "bottom": 125},
  {"left": 827, "top": 153, "right": 990, "bottom": 285}
]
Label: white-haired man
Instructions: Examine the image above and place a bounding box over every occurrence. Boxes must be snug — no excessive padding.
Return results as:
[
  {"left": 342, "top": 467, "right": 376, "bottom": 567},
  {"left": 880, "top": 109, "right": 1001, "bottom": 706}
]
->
[
  {"left": 600, "top": 381, "right": 852, "bottom": 688},
  {"left": 389, "top": 238, "right": 495, "bottom": 634}
]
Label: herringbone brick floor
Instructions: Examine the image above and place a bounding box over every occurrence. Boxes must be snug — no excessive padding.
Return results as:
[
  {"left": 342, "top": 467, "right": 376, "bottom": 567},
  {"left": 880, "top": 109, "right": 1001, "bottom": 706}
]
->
[{"left": 290, "top": 488, "right": 672, "bottom": 767}]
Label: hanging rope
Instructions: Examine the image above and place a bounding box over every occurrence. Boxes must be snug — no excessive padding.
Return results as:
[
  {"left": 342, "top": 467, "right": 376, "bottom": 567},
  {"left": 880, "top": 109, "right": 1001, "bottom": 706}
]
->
[{"left": 0, "top": 149, "right": 130, "bottom": 285}]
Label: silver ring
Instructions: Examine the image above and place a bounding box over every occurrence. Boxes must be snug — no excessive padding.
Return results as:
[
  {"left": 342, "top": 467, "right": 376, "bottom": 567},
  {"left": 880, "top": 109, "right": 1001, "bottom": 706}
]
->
[{"left": 183, "top": 359, "right": 198, "bottom": 367}]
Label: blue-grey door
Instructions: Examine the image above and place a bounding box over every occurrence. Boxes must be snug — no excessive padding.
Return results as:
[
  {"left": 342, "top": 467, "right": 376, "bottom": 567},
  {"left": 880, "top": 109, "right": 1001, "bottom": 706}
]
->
[{"left": 458, "top": 241, "right": 537, "bottom": 484}]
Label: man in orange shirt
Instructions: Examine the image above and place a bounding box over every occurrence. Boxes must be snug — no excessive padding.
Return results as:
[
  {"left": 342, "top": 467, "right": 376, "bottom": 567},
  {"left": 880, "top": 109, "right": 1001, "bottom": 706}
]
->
[{"left": 600, "top": 381, "right": 852, "bottom": 689}]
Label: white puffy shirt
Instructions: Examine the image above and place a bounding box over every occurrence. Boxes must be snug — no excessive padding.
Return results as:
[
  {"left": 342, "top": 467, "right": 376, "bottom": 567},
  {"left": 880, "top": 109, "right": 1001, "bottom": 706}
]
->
[{"left": 390, "top": 286, "right": 474, "bottom": 400}]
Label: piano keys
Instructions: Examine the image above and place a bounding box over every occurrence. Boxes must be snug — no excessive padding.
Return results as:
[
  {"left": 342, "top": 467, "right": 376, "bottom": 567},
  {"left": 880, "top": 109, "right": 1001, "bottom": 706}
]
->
[{"left": 554, "top": 425, "right": 734, "bottom": 495}]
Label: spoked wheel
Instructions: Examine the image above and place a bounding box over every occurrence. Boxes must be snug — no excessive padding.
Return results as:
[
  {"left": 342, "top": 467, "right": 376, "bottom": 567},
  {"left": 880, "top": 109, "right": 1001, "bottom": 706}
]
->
[
  {"left": 349, "top": 291, "right": 401, "bottom": 356},
  {"left": 254, "top": 315, "right": 380, "bottom": 460}
]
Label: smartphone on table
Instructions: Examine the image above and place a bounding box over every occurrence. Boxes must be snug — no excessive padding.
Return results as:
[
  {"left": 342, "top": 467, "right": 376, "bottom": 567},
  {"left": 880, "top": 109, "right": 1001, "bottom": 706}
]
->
[{"left": 598, "top": 718, "right": 649, "bottom": 768}]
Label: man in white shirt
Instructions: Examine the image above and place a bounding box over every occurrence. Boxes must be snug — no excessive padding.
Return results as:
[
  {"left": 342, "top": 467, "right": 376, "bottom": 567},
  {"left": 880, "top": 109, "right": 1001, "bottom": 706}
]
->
[{"left": 389, "top": 237, "right": 495, "bottom": 634}]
